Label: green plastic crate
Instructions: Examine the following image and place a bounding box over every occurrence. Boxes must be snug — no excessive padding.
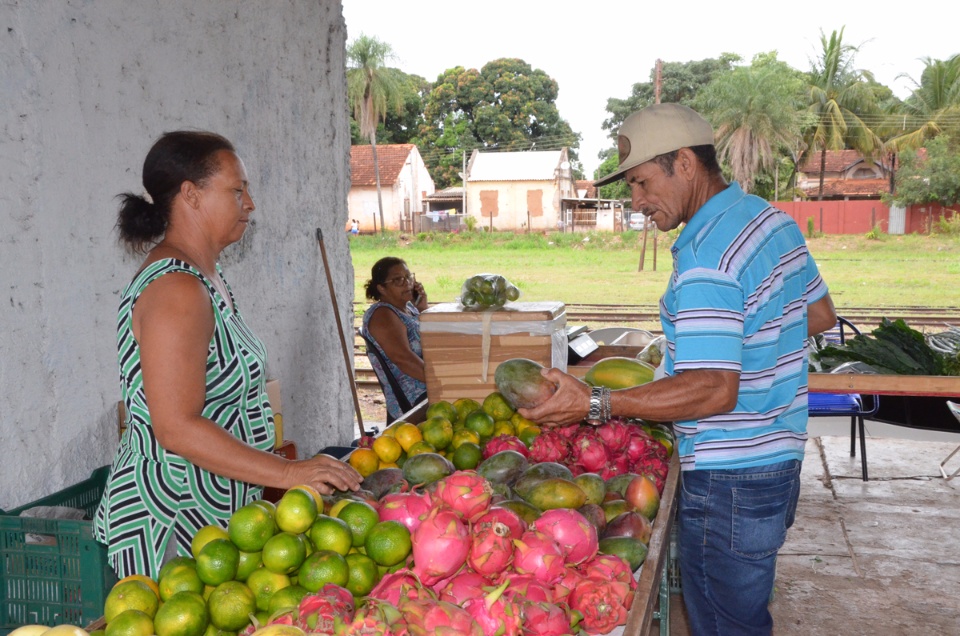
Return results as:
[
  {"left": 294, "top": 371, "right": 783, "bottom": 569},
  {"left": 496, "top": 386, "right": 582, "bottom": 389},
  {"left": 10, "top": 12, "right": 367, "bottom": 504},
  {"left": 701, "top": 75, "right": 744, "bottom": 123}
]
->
[{"left": 1, "top": 467, "right": 117, "bottom": 635}]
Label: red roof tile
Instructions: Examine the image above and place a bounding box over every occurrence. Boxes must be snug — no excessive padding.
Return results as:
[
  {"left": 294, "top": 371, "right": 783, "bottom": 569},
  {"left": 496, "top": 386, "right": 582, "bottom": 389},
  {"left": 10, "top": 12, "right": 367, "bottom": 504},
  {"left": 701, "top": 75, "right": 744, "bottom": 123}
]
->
[
  {"left": 575, "top": 180, "right": 597, "bottom": 198},
  {"left": 799, "top": 149, "right": 868, "bottom": 173},
  {"left": 350, "top": 144, "right": 416, "bottom": 187},
  {"left": 799, "top": 178, "right": 890, "bottom": 198}
]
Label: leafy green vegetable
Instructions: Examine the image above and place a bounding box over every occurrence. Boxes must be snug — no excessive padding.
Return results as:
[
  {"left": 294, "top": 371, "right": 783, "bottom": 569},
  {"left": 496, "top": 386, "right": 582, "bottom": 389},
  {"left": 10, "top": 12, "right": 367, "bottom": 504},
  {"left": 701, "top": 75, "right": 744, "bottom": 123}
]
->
[{"left": 812, "top": 318, "right": 953, "bottom": 376}]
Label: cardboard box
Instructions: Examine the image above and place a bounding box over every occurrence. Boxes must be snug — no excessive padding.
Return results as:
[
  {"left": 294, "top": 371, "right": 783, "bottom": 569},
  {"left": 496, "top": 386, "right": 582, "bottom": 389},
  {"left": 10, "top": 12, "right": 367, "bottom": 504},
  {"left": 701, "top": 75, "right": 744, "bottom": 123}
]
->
[{"left": 420, "top": 301, "right": 567, "bottom": 403}]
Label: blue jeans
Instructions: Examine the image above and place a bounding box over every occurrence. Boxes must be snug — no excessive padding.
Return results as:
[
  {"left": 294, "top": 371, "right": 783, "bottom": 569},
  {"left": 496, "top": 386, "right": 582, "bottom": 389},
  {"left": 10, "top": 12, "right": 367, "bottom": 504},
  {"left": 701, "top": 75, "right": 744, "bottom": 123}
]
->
[{"left": 678, "top": 460, "right": 801, "bottom": 635}]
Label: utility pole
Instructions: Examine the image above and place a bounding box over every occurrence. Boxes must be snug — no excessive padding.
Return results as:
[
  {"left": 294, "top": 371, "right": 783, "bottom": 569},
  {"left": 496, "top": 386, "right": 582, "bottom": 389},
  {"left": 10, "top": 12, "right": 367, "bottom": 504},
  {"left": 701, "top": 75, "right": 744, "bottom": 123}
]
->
[
  {"left": 640, "top": 59, "right": 664, "bottom": 272},
  {"left": 654, "top": 58, "right": 663, "bottom": 104}
]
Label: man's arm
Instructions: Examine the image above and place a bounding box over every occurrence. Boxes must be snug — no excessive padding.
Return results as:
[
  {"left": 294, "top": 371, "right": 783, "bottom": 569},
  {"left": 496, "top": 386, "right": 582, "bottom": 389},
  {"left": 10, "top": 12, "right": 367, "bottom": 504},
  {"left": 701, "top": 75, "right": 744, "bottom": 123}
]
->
[{"left": 808, "top": 293, "right": 838, "bottom": 337}]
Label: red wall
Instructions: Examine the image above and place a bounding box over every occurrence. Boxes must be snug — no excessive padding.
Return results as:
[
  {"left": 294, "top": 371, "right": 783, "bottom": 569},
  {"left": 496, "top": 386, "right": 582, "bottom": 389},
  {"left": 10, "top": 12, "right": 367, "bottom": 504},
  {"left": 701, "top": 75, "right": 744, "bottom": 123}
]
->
[{"left": 774, "top": 200, "right": 957, "bottom": 235}]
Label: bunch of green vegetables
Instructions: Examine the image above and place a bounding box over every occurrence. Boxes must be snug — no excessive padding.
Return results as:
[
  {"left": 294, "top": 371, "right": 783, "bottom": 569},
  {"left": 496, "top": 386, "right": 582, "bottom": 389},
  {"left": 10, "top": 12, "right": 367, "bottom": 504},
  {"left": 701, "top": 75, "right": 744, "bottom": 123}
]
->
[{"left": 811, "top": 318, "right": 959, "bottom": 376}]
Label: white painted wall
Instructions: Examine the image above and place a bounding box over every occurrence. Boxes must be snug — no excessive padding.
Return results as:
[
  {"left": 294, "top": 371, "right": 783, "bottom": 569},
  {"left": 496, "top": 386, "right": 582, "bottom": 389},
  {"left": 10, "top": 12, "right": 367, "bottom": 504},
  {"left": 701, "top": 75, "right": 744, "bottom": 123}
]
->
[
  {"left": 0, "top": 0, "right": 357, "bottom": 510},
  {"left": 348, "top": 148, "right": 435, "bottom": 231},
  {"left": 467, "top": 180, "right": 561, "bottom": 231}
]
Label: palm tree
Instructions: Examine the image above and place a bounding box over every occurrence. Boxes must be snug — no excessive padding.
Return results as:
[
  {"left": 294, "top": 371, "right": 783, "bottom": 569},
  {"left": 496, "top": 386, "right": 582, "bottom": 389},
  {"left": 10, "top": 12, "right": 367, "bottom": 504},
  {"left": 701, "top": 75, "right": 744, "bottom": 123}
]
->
[
  {"left": 347, "top": 35, "right": 403, "bottom": 233},
  {"left": 696, "top": 53, "right": 806, "bottom": 194},
  {"left": 804, "top": 28, "right": 883, "bottom": 199},
  {"left": 886, "top": 54, "right": 960, "bottom": 153}
]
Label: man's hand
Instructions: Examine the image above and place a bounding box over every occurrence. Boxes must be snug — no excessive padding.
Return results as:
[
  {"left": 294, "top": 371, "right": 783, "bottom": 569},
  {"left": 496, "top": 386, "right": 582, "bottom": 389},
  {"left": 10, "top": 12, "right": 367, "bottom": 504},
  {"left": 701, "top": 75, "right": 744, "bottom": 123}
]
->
[{"left": 517, "top": 368, "right": 591, "bottom": 428}]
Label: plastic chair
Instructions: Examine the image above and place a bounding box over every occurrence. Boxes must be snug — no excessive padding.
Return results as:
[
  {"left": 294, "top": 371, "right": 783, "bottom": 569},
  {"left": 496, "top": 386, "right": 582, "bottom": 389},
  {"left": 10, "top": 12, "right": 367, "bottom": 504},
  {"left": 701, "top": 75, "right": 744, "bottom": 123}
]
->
[
  {"left": 808, "top": 317, "right": 879, "bottom": 481},
  {"left": 939, "top": 401, "right": 960, "bottom": 481}
]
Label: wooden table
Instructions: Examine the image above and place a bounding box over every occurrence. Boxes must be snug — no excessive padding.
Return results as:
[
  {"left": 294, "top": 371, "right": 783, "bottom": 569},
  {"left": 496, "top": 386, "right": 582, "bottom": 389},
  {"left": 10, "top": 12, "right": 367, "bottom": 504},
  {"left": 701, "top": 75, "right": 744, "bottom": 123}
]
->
[{"left": 808, "top": 373, "right": 960, "bottom": 398}]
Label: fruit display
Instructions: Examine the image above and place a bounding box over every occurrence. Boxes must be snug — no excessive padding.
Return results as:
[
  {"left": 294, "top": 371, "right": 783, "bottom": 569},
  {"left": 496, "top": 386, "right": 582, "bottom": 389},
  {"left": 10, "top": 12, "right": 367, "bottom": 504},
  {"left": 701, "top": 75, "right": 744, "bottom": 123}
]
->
[
  {"left": 92, "top": 379, "right": 674, "bottom": 636},
  {"left": 459, "top": 273, "right": 521, "bottom": 310}
]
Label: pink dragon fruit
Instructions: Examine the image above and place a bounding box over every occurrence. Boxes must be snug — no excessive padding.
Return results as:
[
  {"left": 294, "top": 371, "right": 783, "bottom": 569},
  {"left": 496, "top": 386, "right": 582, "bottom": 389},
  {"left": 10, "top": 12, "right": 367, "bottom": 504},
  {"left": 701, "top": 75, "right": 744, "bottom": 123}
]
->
[
  {"left": 600, "top": 451, "right": 632, "bottom": 480},
  {"left": 369, "top": 568, "right": 434, "bottom": 606},
  {"left": 568, "top": 576, "right": 633, "bottom": 634},
  {"left": 512, "top": 530, "right": 566, "bottom": 585},
  {"left": 528, "top": 429, "right": 571, "bottom": 464},
  {"left": 596, "top": 418, "right": 634, "bottom": 452},
  {"left": 519, "top": 601, "right": 577, "bottom": 636},
  {"left": 550, "top": 567, "right": 584, "bottom": 604},
  {"left": 398, "top": 597, "right": 483, "bottom": 636},
  {"left": 412, "top": 507, "right": 471, "bottom": 586},
  {"left": 531, "top": 508, "right": 598, "bottom": 566},
  {"left": 473, "top": 507, "right": 527, "bottom": 539},
  {"left": 577, "top": 553, "right": 638, "bottom": 590},
  {"left": 554, "top": 423, "right": 581, "bottom": 439},
  {"left": 571, "top": 427, "right": 609, "bottom": 474},
  {"left": 462, "top": 580, "right": 522, "bottom": 636},
  {"left": 482, "top": 435, "right": 528, "bottom": 459},
  {"left": 432, "top": 470, "right": 493, "bottom": 522},
  {"left": 437, "top": 570, "right": 490, "bottom": 605},
  {"left": 500, "top": 573, "right": 553, "bottom": 604},
  {"left": 335, "top": 598, "right": 404, "bottom": 636},
  {"left": 379, "top": 489, "right": 434, "bottom": 534},
  {"left": 296, "top": 584, "right": 355, "bottom": 633},
  {"left": 467, "top": 520, "right": 514, "bottom": 579}
]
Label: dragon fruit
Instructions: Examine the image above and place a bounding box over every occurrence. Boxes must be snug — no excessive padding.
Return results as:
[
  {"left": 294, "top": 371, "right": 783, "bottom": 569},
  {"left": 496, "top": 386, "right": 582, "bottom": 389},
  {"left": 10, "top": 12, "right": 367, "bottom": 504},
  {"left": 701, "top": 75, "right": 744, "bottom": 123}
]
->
[
  {"left": 528, "top": 429, "right": 571, "bottom": 464},
  {"left": 570, "top": 427, "right": 609, "bottom": 474},
  {"left": 412, "top": 507, "right": 470, "bottom": 586},
  {"left": 296, "top": 584, "right": 355, "bottom": 633},
  {"left": 531, "top": 508, "right": 598, "bottom": 566},
  {"left": 335, "top": 598, "right": 403, "bottom": 636},
  {"left": 379, "top": 489, "right": 434, "bottom": 534},
  {"left": 398, "top": 597, "right": 483, "bottom": 636},
  {"left": 568, "top": 576, "right": 633, "bottom": 634},
  {"left": 499, "top": 573, "right": 553, "bottom": 604},
  {"left": 550, "top": 567, "right": 584, "bottom": 604},
  {"left": 473, "top": 507, "right": 527, "bottom": 540},
  {"left": 554, "top": 423, "right": 581, "bottom": 439},
  {"left": 577, "top": 553, "right": 637, "bottom": 590},
  {"left": 437, "top": 570, "right": 489, "bottom": 605},
  {"left": 432, "top": 470, "right": 493, "bottom": 522},
  {"left": 600, "top": 451, "right": 632, "bottom": 480},
  {"left": 596, "top": 418, "right": 634, "bottom": 452},
  {"left": 368, "top": 569, "right": 434, "bottom": 606},
  {"left": 467, "top": 520, "right": 514, "bottom": 579},
  {"left": 482, "top": 435, "right": 528, "bottom": 459},
  {"left": 462, "top": 580, "right": 522, "bottom": 636},
  {"left": 512, "top": 530, "right": 566, "bottom": 585},
  {"left": 519, "top": 601, "right": 578, "bottom": 636}
]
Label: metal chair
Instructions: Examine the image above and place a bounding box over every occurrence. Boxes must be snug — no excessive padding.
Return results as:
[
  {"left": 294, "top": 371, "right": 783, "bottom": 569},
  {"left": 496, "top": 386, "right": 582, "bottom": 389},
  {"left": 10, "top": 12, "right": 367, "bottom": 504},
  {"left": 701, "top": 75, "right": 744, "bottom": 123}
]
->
[
  {"left": 808, "top": 316, "right": 880, "bottom": 481},
  {"left": 939, "top": 401, "right": 960, "bottom": 481}
]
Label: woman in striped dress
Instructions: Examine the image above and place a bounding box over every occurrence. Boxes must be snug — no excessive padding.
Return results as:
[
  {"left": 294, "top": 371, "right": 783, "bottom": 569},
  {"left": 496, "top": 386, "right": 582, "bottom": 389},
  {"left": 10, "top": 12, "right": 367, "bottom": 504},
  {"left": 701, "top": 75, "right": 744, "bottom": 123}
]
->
[{"left": 93, "top": 131, "right": 361, "bottom": 579}]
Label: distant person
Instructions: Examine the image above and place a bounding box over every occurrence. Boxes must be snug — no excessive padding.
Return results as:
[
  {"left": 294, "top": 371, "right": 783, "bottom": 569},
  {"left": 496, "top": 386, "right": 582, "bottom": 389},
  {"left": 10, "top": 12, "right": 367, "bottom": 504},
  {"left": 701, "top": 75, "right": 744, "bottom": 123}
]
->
[
  {"left": 361, "top": 257, "right": 428, "bottom": 423},
  {"left": 520, "top": 104, "right": 837, "bottom": 635},
  {"left": 94, "top": 130, "right": 361, "bottom": 579},
  {"left": 350, "top": 219, "right": 360, "bottom": 235}
]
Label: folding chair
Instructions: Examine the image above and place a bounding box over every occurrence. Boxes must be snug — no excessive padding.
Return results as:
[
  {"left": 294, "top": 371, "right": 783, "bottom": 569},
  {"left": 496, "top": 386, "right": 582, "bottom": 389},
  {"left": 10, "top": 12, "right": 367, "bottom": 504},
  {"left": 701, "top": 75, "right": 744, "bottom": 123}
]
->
[
  {"left": 357, "top": 327, "right": 425, "bottom": 426},
  {"left": 808, "top": 316, "right": 880, "bottom": 481},
  {"left": 939, "top": 401, "right": 960, "bottom": 481}
]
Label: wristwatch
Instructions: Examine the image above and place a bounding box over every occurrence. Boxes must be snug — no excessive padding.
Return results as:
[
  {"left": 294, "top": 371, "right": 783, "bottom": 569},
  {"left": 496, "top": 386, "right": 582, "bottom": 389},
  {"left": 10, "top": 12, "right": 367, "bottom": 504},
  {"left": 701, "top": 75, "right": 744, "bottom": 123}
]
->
[{"left": 588, "top": 386, "right": 603, "bottom": 423}]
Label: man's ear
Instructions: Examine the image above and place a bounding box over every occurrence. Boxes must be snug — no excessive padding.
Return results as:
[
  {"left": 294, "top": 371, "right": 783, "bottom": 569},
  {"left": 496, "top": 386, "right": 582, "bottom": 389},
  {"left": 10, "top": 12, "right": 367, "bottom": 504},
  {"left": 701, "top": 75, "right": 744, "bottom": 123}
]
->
[{"left": 676, "top": 148, "right": 698, "bottom": 180}]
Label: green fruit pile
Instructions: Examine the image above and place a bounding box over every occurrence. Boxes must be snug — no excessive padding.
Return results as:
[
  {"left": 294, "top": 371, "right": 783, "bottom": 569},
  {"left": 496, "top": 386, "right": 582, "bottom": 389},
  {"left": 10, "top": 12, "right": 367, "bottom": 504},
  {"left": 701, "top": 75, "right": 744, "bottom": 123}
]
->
[{"left": 460, "top": 273, "right": 520, "bottom": 309}]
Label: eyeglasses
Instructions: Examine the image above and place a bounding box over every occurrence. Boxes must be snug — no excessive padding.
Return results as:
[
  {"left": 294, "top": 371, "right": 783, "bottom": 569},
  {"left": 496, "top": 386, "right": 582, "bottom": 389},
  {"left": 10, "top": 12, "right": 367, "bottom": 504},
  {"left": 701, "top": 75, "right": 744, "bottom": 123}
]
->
[{"left": 385, "top": 273, "right": 416, "bottom": 287}]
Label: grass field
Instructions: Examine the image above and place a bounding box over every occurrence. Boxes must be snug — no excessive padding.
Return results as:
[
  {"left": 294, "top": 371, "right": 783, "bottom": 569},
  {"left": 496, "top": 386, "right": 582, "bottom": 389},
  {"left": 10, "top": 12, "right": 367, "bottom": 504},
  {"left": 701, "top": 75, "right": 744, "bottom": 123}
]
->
[{"left": 349, "top": 230, "right": 960, "bottom": 311}]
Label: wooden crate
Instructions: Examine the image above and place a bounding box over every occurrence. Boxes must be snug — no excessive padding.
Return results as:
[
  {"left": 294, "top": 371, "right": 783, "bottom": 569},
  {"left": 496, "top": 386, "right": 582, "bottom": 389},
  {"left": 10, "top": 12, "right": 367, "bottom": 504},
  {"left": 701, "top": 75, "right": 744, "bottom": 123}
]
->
[{"left": 420, "top": 301, "right": 567, "bottom": 403}]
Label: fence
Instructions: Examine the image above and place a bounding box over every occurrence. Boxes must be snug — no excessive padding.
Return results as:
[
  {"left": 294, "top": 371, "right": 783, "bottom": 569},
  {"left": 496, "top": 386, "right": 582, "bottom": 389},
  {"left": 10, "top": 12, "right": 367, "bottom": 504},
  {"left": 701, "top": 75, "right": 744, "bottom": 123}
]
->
[{"left": 775, "top": 200, "right": 958, "bottom": 235}]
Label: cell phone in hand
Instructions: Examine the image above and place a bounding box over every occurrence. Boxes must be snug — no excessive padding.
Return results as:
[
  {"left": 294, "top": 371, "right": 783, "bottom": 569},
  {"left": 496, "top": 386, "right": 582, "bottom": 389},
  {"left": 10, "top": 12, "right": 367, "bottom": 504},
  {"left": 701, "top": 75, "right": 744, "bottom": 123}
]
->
[{"left": 412, "top": 288, "right": 422, "bottom": 304}]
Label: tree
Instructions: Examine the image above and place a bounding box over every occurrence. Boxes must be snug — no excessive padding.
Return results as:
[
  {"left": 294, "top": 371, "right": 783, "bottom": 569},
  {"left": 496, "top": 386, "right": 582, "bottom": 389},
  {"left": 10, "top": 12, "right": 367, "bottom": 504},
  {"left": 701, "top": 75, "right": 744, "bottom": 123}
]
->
[
  {"left": 885, "top": 54, "right": 960, "bottom": 153},
  {"left": 803, "top": 28, "right": 883, "bottom": 199},
  {"left": 419, "top": 59, "right": 581, "bottom": 188},
  {"left": 601, "top": 54, "right": 741, "bottom": 139},
  {"left": 594, "top": 151, "right": 630, "bottom": 200},
  {"left": 694, "top": 52, "right": 807, "bottom": 194},
  {"left": 350, "top": 71, "right": 430, "bottom": 145},
  {"left": 888, "top": 134, "right": 960, "bottom": 207},
  {"left": 347, "top": 34, "right": 404, "bottom": 232}
]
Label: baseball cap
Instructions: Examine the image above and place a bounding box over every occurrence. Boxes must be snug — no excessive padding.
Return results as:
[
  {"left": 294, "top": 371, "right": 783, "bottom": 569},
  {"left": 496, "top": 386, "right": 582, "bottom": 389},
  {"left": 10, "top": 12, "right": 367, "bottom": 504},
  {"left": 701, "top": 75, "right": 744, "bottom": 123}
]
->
[{"left": 594, "top": 103, "right": 715, "bottom": 187}]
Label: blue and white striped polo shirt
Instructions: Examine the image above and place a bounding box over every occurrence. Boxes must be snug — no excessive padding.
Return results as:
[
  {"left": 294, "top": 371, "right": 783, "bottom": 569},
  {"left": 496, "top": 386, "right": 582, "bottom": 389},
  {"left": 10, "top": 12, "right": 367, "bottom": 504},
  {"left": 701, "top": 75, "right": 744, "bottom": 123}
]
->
[{"left": 660, "top": 182, "right": 829, "bottom": 470}]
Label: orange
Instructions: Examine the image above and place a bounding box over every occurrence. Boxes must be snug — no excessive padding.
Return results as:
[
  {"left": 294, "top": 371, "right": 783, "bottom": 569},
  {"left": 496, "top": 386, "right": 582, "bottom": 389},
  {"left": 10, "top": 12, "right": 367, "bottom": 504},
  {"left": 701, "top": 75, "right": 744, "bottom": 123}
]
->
[
  {"left": 153, "top": 590, "right": 208, "bottom": 636},
  {"left": 290, "top": 484, "right": 324, "bottom": 510},
  {"left": 336, "top": 501, "right": 379, "bottom": 548},
  {"left": 297, "top": 550, "right": 350, "bottom": 593},
  {"left": 419, "top": 416, "right": 453, "bottom": 451},
  {"left": 116, "top": 575, "right": 160, "bottom": 599},
  {"left": 425, "top": 400, "right": 458, "bottom": 424},
  {"left": 191, "top": 524, "right": 230, "bottom": 560},
  {"left": 379, "top": 461, "right": 400, "bottom": 469},
  {"left": 275, "top": 489, "right": 318, "bottom": 534},
  {"left": 105, "top": 580, "right": 160, "bottom": 622},
  {"left": 511, "top": 412, "right": 537, "bottom": 434},
  {"left": 344, "top": 553, "right": 379, "bottom": 598},
  {"left": 267, "top": 584, "right": 309, "bottom": 615},
  {"left": 309, "top": 515, "right": 353, "bottom": 556},
  {"left": 228, "top": 503, "right": 277, "bottom": 552},
  {"left": 195, "top": 539, "right": 240, "bottom": 586},
  {"left": 518, "top": 424, "right": 541, "bottom": 447},
  {"left": 482, "top": 392, "right": 516, "bottom": 421},
  {"left": 326, "top": 498, "right": 352, "bottom": 519},
  {"left": 206, "top": 581, "right": 256, "bottom": 632},
  {"left": 453, "top": 398, "right": 481, "bottom": 422},
  {"left": 464, "top": 409, "right": 496, "bottom": 441},
  {"left": 372, "top": 436, "right": 402, "bottom": 464},
  {"left": 452, "top": 442, "right": 483, "bottom": 471},
  {"left": 235, "top": 550, "right": 262, "bottom": 582},
  {"left": 392, "top": 423, "right": 423, "bottom": 452},
  {"left": 249, "top": 499, "right": 277, "bottom": 518},
  {"left": 245, "top": 567, "right": 291, "bottom": 612},
  {"left": 105, "top": 609, "right": 154, "bottom": 636},
  {"left": 493, "top": 420, "right": 516, "bottom": 437},
  {"left": 363, "top": 521, "right": 411, "bottom": 567},
  {"left": 347, "top": 448, "right": 380, "bottom": 478},
  {"left": 261, "top": 532, "right": 307, "bottom": 575},
  {"left": 450, "top": 429, "right": 481, "bottom": 450},
  {"left": 158, "top": 563, "right": 204, "bottom": 602},
  {"left": 405, "top": 440, "right": 436, "bottom": 457}
]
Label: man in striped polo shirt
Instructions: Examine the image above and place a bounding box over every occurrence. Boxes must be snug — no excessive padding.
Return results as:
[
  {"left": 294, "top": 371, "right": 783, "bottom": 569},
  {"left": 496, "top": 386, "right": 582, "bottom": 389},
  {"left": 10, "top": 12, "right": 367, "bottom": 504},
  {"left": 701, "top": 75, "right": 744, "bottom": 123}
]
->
[{"left": 520, "top": 103, "right": 838, "bottom": 634}]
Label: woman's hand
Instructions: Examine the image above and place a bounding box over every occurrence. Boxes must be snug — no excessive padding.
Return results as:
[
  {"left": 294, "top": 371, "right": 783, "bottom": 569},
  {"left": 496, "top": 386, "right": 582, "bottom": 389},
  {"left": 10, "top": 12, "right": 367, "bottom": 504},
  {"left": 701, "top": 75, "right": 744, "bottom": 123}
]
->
[
  {"left": 412, "top": 280, "right": 428, "bottom": 312},
  {"left": 286, "top": 454, "right": 362, "bottom": 495}
]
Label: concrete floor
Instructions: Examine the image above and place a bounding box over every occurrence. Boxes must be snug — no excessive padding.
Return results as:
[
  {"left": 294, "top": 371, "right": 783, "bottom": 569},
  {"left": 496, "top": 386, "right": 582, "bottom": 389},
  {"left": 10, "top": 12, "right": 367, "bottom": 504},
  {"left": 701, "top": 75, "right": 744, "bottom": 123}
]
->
[{"left": 655, "top": 417, "right": 960, "bottom": 636}]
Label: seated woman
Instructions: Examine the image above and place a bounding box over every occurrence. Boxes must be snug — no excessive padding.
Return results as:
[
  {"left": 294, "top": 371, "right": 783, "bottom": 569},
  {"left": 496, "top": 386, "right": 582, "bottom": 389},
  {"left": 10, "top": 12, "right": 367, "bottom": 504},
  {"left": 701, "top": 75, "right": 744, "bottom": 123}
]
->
[{"left": 361, "top": 257, "right": 428, "bottom": 423}]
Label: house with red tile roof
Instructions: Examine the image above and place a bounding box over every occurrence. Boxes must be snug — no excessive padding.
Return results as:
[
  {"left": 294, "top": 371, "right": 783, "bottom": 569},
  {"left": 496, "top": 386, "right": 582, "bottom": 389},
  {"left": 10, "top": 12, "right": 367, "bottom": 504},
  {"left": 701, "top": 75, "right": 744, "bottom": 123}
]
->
[
  {"left": 349, "top": 144, "right": 435, "bottom": 231},
  {"left": 797, "top": 149, "right": 893, "bottom": 200}
]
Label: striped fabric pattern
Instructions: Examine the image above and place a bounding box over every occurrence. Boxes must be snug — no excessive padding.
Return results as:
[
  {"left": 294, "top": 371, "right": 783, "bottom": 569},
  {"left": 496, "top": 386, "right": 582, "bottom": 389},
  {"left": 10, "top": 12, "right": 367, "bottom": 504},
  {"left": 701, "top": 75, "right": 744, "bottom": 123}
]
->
[
  {"left": 661, "top": 183, "right": 828, "bottom": 470},
  {"left": 94, "top": 259, "right": 275, "bottom": 578}
]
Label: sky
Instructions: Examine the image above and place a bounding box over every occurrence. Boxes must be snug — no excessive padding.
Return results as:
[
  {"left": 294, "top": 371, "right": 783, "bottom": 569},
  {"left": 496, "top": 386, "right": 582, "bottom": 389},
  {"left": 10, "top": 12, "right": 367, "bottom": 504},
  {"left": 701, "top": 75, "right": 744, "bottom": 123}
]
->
[{"left": 341, "top": 0, "right": 959, "bottom": 177}]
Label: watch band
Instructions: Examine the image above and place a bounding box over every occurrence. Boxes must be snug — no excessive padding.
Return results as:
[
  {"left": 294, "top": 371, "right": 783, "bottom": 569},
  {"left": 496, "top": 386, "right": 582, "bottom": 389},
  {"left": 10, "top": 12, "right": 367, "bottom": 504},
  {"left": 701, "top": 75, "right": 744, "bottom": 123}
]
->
[{"left": 588, "top": 386, "right": 603, "bottom": 423}]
